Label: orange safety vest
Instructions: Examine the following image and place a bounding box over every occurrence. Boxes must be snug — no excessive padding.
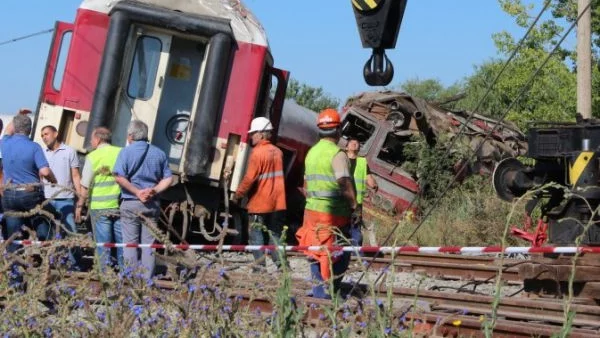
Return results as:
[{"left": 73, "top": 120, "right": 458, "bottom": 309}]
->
[{"left": 235, "top": 140, "right": 286, "bottom": 213}]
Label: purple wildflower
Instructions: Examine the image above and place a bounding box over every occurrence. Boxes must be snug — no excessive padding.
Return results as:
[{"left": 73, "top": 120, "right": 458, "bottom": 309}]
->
[
  {"left": 384, "top": 327, "right": 392, "bottom": 334},
  {"left": 188, "top": 284, "right": 197, "bottom": 292},
  {"left": 358, "top": 322, "right": 367, "bottom": 328},
  {"left": 27, "top": 318, "right": 37, "bottom": 328}
]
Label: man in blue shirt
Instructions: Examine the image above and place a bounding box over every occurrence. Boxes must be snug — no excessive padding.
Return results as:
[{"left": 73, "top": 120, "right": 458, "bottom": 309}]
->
[
  {"left": 1, "top": 113, "right": 56, "bottom": 253},
  {"left": 114, "top": 120, "right": 173, "bottom": 280}
]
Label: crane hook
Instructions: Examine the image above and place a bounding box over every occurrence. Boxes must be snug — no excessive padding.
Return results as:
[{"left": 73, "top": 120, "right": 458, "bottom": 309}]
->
[{"left": 363, "top": 48, "right": 394, "bottom": 86}]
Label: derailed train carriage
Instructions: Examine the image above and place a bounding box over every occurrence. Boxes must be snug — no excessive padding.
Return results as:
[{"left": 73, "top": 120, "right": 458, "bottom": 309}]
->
[
  {"left": 32, "top": 0, "right": 316, "bottom": 243},
  {"left": 32, "top": 0, "right": 539, "bottom": 245}
]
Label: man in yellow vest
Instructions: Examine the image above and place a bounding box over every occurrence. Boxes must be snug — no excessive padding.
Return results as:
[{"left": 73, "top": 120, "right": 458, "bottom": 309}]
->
[
  {"left": 346, "top": 137, "right": 378, "bottom": 248},
  {"left": 76, "top": 127, "right": 123, "bottom": 268},
  {"left": 296, "top": 108, "right": 359, "bottom": 299}
]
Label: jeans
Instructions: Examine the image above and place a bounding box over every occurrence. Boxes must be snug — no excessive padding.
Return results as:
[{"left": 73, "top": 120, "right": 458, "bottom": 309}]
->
[
  {"left": 2, "top": 189, "right": 48, "bottom": 253},
  {"left": 120, "top": 200, "right": 159, "bottom": 280},
  {"left": 349, "top": 223, "right": 364, "bottom": 257},
  {"left": 49, "top": 198, "right": 82, "bottom": 269},
  {"left": 309, "top": 252, "right": 351, "bottom": 299},
  {"left": 248, "top": 211, "right": 286, "bottom": 268},
  {"left": 90, "top": 208, "right": 123, "bottom": 268}
]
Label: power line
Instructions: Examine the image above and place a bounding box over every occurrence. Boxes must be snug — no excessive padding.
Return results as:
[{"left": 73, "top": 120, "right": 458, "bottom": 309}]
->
[
  {"left": 0, "top": 28, "right": 54, "bottom": 47},
  {"left": 402, "top": 0, "right": 590, "bottom": 254},
  {"left": 347, "top": 0, "right": 571, "bottom": 297}
]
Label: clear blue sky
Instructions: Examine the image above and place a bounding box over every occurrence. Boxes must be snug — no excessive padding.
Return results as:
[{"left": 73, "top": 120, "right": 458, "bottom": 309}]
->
[{"left": 0, "top": 0, "right": 547, "bottom": 113}]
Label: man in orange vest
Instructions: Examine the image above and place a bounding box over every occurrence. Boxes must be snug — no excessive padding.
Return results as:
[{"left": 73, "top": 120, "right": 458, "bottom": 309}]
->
[
  {"left": 296, "top": 108, "right": 359, "bottom": 299},
  {"left": 233, "top": 117, "right": 287, "bottom": 270}
]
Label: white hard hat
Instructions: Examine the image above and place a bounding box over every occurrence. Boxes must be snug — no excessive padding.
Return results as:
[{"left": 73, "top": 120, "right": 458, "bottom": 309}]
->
[{"left": 248, "top": 117, "right": 273, "bottom": 133}]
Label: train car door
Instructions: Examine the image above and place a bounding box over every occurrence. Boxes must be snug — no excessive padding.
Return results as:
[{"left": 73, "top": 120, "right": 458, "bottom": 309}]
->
[
  {"left": 151, "top": 37, "right": 206, "bottom": 170},
  {"left": 112, "top": 30, "right": 172, "bottom": 146}
]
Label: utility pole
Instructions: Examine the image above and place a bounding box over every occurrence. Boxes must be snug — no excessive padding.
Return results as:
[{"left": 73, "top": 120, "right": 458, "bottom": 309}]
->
[{"left": 577, "top": 0, "right": 592, "bottom": 119}]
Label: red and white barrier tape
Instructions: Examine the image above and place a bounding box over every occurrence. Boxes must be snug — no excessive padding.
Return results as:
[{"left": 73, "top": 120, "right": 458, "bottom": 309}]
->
[{"left": 4, "top": 240, "right": 600, "bottom": 254}]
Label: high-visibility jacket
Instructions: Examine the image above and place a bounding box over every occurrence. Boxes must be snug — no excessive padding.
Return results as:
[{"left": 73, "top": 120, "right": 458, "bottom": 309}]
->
[
  {"left": 235, "top": 140, "right": 286, "bottom": 213},
  {"left": 304, "top": 139, "right": 351, "bottom": 217},
  {"left": 87, "top": 145, "right": 122, "bottom": 210},
  {"left": 354, "top": 157, "right": 367, "bottom": 204}
]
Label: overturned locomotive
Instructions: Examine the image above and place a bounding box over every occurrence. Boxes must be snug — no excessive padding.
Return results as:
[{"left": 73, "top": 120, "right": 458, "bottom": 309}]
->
[{"left": 338, "top": 91, "right": 528, "bottom": 223}]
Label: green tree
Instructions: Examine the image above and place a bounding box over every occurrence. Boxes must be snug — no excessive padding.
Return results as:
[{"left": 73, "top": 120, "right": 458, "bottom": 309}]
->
[
  {"left": 456, "top": 0, "right": 580, "bottom": 130},
  {"left": 552, "top": 0, "right": 600, "bottom": 52},
  {"left": 285, "top": 78, "right": 340, "bottom": 112},
  {"left": 399, "top": 77, "right": 464, "bottom": 107}
]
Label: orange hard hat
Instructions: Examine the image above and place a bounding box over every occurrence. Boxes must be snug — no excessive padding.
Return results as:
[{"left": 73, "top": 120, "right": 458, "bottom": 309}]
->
[{"left": 317, "top": 108, "right": 341, "bottom": 129}]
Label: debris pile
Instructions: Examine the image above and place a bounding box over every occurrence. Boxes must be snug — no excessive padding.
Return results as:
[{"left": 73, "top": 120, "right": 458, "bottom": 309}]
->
[{"left": 342, "top": 91, "right": 528, "bottom": 177}]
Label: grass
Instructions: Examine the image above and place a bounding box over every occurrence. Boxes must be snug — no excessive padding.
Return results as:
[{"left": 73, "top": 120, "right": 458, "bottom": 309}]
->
[
  {"left": 366, "top": 175, "right": 525, "bottom": 247},
  {"left": 0, "top": 180, "right": 586, "bottom": 337}
]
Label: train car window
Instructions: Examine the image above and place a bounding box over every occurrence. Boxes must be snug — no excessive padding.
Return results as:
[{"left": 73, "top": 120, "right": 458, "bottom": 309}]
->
[
  {"left": 52, "top": 31, "right": 73, "bottom": 91},
  {"left": 254, "top": 72, "right": 275, "bottom": 119},
  {"left": 377, "top": 132, "right": 411, "bottom": 166},
  {"left": 279, "top": 144, "right": 297, "bottom": 177},
  {"left": 341, "top": 114, "right": 375, "bottom": 144},
  {"left": 127, "top": 36, "right": 162, "bottom": 100}
]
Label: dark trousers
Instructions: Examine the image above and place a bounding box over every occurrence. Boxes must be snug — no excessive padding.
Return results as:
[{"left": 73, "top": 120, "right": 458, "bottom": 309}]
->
[
  {"left": 2, "top": 189, "right": 48, "bottom": 253},
  {"left": 248, "top": 211, "right": 286, "bottom": 268}
]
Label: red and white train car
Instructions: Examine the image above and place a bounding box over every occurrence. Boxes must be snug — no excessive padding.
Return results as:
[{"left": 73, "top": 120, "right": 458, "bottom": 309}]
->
[{"left": 32, "top": 0, "right": 314, "bottom": 242}]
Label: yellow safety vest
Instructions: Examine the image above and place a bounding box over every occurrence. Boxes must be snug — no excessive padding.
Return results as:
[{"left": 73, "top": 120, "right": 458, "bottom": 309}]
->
[
  {"left": 354, "top": 157, "right": 367, "bottom": 204},
  {"left": 87, "top": 145, "right": 122, "bottom": 210},
  {"left": 304, "top": 139, "right": 351, "bottom": 217}
]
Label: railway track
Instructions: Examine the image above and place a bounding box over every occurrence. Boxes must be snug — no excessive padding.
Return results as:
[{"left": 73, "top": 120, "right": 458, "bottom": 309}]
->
[
  {"left": 58, "top": 268, "right": 600, "bottom": 337},
  {"left": 289, "top": 251, "right": 523, "bottom": 283},
  {"left": 8, "top": 250, "right": 600, "bottom": 336}
]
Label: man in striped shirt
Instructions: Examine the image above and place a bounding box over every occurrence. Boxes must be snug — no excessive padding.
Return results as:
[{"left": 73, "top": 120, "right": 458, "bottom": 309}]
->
[{"left": 233, "top": 117, "right": 287, "bottom": 270}]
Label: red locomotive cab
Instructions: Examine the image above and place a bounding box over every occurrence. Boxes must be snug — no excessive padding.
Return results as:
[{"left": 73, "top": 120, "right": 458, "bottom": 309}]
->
[
  {"left": 338, "top": 108, "right": 419, "bottom": 222},
  {"left": 34, "top": 0, "right": 289, "bottom": 243}
]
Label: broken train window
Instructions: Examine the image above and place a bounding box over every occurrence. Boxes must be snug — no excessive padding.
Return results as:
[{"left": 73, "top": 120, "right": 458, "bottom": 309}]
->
[
  {"left": 377, "top": 131, "right": 412, "bottom": 166},
  {"left": 341, "top": 114, "right": 375, "bottom": 144}
]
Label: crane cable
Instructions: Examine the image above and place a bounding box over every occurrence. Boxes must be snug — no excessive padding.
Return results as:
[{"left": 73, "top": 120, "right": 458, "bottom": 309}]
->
[
  {"left": 400, "top": 0, "right": 590, "bottom": 258},
  {"left": 382, "top": 0, "right": 554, "bottom": 250},
  {"left": 0, "top": 28, "right": 54, "bottom": 47},
  {"left": 355, "top": 0, "right": 592, "bottom": 297},
  {"left": 348, "top": 0, "right": 575, "bottom": 296}
]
